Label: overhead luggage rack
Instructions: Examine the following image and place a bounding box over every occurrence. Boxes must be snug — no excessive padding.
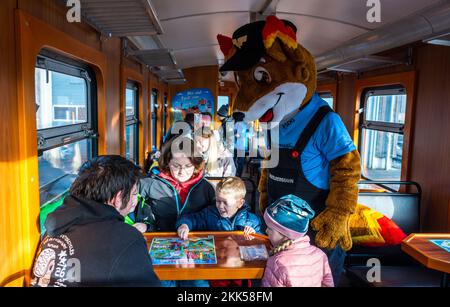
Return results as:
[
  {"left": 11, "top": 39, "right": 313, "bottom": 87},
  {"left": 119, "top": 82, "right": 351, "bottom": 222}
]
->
[
  {"left": 128, "top": 48, "right": 178, "bottom": 68},
  {"left": 153, "top": 68, "right": 184, "bottom": 80},
  {"left": 74, "top": 0, "right": 164, "bottom": 37}
]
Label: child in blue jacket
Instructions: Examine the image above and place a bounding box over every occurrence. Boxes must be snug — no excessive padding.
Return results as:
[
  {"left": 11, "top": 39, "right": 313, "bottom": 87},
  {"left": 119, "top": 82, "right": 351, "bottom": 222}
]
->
[{"left": 176, "top": 177, "right": 262, "bottom": 238}]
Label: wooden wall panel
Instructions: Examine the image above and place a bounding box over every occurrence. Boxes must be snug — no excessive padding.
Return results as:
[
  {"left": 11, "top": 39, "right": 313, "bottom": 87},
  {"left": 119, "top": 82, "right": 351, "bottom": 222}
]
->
[
  {"left": 18, "top": 0, "right": 100, "bottom": 50},
  {"left": 102, "top": 38, "right": 122, "bottom": 155},
  {"left": 336, "top": 74, "right": 357, "bottom": 135},
  {"left": 410, "top": 44, "right": 450, "bottom": 232},
  {"left": 0, "top": 0, "right": 26, "bottom": 287}
]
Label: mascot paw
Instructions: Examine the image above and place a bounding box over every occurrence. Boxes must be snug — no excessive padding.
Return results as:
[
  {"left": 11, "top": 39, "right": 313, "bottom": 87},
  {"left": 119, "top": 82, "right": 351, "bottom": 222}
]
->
[{"left": 311, "top": 209, "right": 353, "bottom": 251}]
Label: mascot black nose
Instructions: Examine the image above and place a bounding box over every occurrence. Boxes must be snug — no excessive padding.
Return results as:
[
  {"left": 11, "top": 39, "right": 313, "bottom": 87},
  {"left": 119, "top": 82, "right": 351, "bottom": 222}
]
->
[{"left": 232, "top": 112, "right": 245, "bottom": 122}]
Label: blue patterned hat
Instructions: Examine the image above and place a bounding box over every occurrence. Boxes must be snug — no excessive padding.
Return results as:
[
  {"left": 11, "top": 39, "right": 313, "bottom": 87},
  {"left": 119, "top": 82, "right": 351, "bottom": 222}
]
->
[{"left": 264, "top": 195, "right": 315, "bottom": 240}]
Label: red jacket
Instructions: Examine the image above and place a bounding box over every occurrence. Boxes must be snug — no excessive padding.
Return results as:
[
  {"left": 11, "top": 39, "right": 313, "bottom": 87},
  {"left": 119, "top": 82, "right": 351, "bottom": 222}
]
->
[{"left": 158, "top": 171, "right": 205, "bottom": 204}]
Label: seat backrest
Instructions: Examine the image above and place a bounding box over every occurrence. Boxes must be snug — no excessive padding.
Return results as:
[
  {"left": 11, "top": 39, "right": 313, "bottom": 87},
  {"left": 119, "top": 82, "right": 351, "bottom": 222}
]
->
[
  {"left": 347, "top": 181, "right": 421, "bottom": 265},
  {"left": 357, "top": 193, "right": 420, "bottom": 235}
]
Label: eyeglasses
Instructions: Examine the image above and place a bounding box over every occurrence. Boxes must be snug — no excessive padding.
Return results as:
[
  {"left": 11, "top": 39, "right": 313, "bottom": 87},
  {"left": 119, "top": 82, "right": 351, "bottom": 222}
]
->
[{"left": 169, "top": 163, "right": 195, "bottom": 171}]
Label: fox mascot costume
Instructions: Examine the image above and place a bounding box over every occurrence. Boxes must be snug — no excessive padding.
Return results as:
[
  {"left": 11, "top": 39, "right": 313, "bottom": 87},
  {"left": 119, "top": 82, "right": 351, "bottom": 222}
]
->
[{"left": 218, "top": 16, "right": 361, "bottom": 283}]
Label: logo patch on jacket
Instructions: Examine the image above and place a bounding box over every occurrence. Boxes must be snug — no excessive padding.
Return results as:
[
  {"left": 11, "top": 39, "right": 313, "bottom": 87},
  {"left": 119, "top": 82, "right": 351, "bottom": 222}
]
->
[{"left": 269, "top": 174, "right": 294, "bottom": 184}]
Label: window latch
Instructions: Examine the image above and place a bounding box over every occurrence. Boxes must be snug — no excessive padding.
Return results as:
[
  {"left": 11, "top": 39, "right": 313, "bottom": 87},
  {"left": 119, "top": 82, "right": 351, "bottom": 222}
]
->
[
  {"left": 37, "top": 134, "right": 46, "bottom": 150},
  {"left": 82, "top": 125, "right": 98, "bottom": 138}
]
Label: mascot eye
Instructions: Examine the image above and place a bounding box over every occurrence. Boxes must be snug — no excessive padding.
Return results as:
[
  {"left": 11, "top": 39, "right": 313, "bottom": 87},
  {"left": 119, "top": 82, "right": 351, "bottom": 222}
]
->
[{"left": 253, "top": 66, "right": 272, "bottom": 84}]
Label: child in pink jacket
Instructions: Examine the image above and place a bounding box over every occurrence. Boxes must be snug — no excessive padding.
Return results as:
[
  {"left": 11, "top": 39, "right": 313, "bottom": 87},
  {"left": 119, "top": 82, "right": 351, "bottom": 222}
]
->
[{"left": 262, "top": 195, "right": 334, "bottom": 287}]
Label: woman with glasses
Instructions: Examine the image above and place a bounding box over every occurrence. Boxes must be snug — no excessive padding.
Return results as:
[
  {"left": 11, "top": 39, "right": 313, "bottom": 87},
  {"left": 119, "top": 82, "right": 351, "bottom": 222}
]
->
[{"left": 133, "top": 136, "right": 215, "bottom": 234}]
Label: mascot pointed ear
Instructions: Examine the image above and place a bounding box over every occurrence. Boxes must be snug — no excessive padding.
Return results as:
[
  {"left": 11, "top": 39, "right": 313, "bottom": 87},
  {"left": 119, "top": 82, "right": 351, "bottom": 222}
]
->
[{"left": 217, "top": 34, "right": 234, "bottom": 58}]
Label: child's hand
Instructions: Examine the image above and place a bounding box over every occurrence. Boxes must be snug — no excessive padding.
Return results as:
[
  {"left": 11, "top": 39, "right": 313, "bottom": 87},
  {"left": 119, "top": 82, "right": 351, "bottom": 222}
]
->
[
  {"left": 133, "top": 223, "right": 147, "bottom": 234},
  {"left": 177, "top": 224, "right": 190, "bottom": 240},
  {"left": 244, "top": 226, "right": 256, "bottom": 240},
  {"left": 244, "top": 226, "right": 256, "bottom": 235}
]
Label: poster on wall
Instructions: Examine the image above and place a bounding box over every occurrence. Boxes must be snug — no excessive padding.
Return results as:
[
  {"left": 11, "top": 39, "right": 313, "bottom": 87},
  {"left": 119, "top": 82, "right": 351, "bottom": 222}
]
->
[{"left": 171, "top": 88, "right": 215, "bottom": 123}]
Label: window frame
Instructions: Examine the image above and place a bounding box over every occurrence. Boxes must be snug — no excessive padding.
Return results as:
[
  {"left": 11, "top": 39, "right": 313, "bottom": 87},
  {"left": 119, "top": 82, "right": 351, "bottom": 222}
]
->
[
  {"left": 151, "top": 88, "right": 159, "bottom": 151},
  {"left": 317, "top": 82, "right": 338, "bottom": 110},
  {"left": 360, "top": 87, "right": 406, "bottom": 134},
  {"left": 35, "top": 52, "right": 98, "bottom": 156},
  {"left": 125, "top": 81, "right": 140, "bottom": 164},
  {"left": 318, "top": 91, "right": 335, "bottom": 109},
  {"left": 162, "top": 92, "right": 168, "bottom": 145},
  {"left": 358, "top": 86, "right": 406, "bottom": 183},
  {"left": 35, "top": 51, "right": 98, "bottom": 207},
  {"left": 354, "top": 72, "right": 416, "bottom": 183}
]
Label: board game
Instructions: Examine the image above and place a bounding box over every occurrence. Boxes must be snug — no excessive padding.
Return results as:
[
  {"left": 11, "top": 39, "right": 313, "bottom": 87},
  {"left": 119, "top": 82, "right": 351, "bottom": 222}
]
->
[
  {"left": 430, "top": 239, "right": 450, "bottom": 253},
  {"left": 149, "top": 236, "right": 217, "bottom": 265}
]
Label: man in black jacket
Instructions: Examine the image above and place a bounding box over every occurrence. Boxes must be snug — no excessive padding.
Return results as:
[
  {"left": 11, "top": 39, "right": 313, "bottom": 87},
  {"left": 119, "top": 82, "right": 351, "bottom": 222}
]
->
[{"left": 30, "top": 156, "right": 160, "bottom": 287}]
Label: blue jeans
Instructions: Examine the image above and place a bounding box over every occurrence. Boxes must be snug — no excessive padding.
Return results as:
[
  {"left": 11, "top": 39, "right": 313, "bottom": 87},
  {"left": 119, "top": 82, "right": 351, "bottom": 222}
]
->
[{"left": 161, "top": 280, "right": 210, "bottom": 287}]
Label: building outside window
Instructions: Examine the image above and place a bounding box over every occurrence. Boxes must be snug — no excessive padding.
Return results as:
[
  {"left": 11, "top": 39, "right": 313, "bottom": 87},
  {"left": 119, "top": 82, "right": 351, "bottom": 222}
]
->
[
  {"left": 125, "top": 82, "right": 139, "bottom": 163},
  {"left": 359, "top": 87, "right": 406, "bottom": 184}
]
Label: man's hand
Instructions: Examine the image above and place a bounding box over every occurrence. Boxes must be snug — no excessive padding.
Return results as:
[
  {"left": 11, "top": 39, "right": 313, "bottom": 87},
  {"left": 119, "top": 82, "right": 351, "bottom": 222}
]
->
[
  {"left": 133, "top": 223, "right": 147, "bottom": 234},
  {"left": 177, "top": 224, "right": 190, "bottom": 240}
]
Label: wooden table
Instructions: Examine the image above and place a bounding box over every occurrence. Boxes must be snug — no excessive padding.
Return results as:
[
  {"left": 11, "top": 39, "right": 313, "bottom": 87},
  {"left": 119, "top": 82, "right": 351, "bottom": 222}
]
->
[
  {"left": 401, "top": 233, "right": 450, "bottom": 287},
  {"left": 144, "top": 231, "right": 271, "bottom": 281}
]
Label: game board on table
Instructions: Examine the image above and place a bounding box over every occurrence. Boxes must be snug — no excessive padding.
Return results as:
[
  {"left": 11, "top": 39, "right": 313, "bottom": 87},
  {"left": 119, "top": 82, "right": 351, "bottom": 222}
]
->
[
  {"left": 149, "top": 236, "right": 217, "bottom": 265},
  {"left": 430, "top": 239, "right": 450, "bottom": 253}
]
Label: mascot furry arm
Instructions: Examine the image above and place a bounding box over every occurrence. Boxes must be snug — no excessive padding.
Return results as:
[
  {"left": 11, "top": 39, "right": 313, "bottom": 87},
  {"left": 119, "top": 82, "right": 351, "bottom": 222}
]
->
[{"left": 218, "top": 16, "right": 361, "bottom": 251}]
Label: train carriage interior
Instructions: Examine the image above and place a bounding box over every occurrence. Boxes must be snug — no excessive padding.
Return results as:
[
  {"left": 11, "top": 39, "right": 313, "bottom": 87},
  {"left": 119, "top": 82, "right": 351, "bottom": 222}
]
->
[{"left": 1, "top": 0, "right": 450, "bottom": 288}]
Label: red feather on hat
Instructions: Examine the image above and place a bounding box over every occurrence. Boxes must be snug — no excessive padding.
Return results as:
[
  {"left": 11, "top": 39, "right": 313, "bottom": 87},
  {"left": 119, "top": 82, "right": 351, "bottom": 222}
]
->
[{"left": 263, "top": 15, "right": 298, "bottom": 50}]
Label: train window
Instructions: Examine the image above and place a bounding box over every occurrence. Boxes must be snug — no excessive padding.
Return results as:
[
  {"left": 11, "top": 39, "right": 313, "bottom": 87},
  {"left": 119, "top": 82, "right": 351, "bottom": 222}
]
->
[
  {"left": 35, "top": 53, "right": 97, "bottom": 208},
  {"left": 218, "top": 96, "right": 230, "bottom": 113},
  {"left": 319, "top": 92, "right": 334, "bottom": 109},
  {"left": 125, "top": 82, "right": 139, "bottom": 163},
  {"left": 151, "top": 89, "right": 158, "bottom": 151},
  {"left": 359, "top": 87, "right": 406, "bottom": 183}
]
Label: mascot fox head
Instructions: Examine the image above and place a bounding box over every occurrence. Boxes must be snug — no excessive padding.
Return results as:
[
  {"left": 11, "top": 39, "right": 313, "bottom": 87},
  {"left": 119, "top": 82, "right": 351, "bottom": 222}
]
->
[{"left": 218, "top": 16, "right": 316, "bottom": 126}]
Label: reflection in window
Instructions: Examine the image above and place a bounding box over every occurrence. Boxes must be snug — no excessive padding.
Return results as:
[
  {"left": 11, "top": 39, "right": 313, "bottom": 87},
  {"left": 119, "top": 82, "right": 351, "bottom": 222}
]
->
[
  {"left": 360, "top": 129, "right": 403, "bottom": 180},
  {"left": 35, "top": 68, "right": 87, "bottom": 129},
  {"left": 126, "top": 82, "right": 139, "bottom": 163},
  {"left": 365, "top": 93, "right": 406, "bottom": 124},
  {"left": 360, "top": 88, "right": 406, "bottom": 184},
  {"left": 218, "top": 96, "right": 229, "bottom": 113},
  {"left": 126, "top": 88, "right": 136, "bottom": 117},
  {"left": 38, "top": 139, "right": 91, "bottom": 206},
  {"left": 125, "top": 125, "right": 136, "bottom": 162}
]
